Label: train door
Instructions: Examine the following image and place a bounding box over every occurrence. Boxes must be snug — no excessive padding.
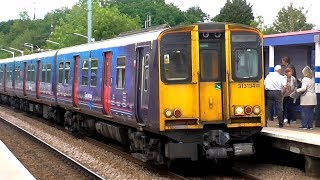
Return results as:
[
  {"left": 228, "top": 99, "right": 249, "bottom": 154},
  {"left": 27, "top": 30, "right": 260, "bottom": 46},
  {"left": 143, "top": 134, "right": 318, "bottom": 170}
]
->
[
  {"left": 199, "top": 42, "right": 223, "bottom": 122},
  {"left": 23, "top": 62, "right": 27, "bottom": 96},
  {"left": 102, "top": 51, "right": 112, "bottom": 115},
  {"left": 135, "top": 46, "right": 150, "bottom": 124},
  {"left": 36, "top": 60, "right": 41, "bottom": 99},
  {"left": 72, "top": 55, "right": 80, "bottom": 108}
]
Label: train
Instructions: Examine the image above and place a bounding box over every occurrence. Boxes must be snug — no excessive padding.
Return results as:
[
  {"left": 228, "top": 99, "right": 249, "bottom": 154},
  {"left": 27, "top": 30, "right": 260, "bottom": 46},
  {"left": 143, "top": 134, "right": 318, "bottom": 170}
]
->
[{"left": 0, "top": 22, "right": 265, "bottom": 165}]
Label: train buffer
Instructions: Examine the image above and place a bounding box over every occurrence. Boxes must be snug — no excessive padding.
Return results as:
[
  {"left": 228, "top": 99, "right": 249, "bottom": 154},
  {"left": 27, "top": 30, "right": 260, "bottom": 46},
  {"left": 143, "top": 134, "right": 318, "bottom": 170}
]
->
[
  {"left": 0, "top": 140, "right": 35, "bottom": 179},
  {"left": 261, "top": 120, "right": 320, "bottom": 178}
]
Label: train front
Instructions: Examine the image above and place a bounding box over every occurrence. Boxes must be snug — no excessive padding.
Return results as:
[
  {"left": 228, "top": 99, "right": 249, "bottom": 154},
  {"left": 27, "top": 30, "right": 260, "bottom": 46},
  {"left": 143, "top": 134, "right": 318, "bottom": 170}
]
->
[{"left": 158, "top": 23, "right": 265, "bottom": 161}]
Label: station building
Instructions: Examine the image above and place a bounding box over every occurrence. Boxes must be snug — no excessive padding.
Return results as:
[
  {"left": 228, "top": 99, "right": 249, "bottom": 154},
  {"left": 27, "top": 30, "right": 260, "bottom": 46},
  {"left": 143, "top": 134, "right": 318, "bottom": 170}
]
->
[{"left": 263, "top": 30, "right": 320, "bottom": 123}]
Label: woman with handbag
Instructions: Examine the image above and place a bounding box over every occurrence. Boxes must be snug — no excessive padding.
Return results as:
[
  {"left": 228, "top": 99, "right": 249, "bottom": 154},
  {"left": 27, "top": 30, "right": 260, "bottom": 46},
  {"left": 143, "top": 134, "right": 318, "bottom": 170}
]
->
[
  {"left": 296, "top": 66, "right": 317, "bottom": 130},
  {"left": 283, "top": 67, "right": 297, "bottom": 125}
]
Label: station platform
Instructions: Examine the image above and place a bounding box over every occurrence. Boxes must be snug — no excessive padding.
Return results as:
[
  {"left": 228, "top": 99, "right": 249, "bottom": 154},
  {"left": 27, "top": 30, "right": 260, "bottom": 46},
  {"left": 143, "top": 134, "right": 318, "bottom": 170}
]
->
[
  {"left": 0, "top": 140, "right": 35, "bottom": 180},
  {"left": 261, "top": 120, "right": 320, "bottom": 177},
  {"left": 263, "top": 120, "right": 320, "bottom": 146}
]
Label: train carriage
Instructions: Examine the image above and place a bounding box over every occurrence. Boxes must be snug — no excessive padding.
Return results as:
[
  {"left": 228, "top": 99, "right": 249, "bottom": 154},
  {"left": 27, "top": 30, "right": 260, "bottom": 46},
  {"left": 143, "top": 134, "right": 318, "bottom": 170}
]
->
[{"left": 0, "top": 22, "right": 265, "bottom": 164}]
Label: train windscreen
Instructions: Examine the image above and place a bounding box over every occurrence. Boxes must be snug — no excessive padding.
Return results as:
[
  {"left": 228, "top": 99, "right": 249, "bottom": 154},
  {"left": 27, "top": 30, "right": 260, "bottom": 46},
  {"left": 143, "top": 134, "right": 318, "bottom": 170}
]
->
[{"left": 231, "top": 32, "right": 262, "bottom": 81}]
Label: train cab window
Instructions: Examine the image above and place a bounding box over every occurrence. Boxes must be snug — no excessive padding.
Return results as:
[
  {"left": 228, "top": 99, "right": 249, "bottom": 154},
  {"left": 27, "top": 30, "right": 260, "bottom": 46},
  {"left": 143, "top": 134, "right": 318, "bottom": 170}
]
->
[
  {"left": 116, "top": 57, "right": 126, "bottom": 89},
  {"left": 59, "top": 62, "right": 64, "bottom": 83},
  {"left": 231, "top": 32, "right": 262, "bottom": 81},
  {"left": 64, "top": 62, "right": 70, "bottom": 84},
  {"left": 144, "top": 54, "right": 150, "bottom": 91},
  {"left": 42, "top": 64, "right": 46, "bottom": 82},
  {"left": 47, "top": 64, "right": 51, "bottom": 83},
  {"left": 82, "top": 60, "right": 89, "bottom": 86},
  {"left": 90, "top": 59, "right": 98, "bottom": 87},
  {"left": 160, "top": 32, "right": 191, "bottom": 83}
]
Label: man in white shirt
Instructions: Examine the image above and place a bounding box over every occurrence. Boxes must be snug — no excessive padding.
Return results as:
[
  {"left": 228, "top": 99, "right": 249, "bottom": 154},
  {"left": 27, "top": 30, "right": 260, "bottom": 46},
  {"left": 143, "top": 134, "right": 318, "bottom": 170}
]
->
[{"left": 264, "top": 65, "right": 287, "bottom": 127}]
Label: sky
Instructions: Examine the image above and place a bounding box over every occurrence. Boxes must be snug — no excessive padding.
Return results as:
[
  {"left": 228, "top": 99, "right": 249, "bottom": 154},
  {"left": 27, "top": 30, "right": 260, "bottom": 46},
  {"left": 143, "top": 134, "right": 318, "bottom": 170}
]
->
[{"left": 0, "top": 0, "right": 319, "bottom": 28}]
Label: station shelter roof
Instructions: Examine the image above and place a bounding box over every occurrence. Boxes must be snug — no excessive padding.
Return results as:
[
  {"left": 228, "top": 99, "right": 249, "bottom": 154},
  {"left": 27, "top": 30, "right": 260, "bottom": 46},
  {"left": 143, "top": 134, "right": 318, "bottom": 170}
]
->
[{"left": 263, "top": 30, "right": 320, "bottom": 46}]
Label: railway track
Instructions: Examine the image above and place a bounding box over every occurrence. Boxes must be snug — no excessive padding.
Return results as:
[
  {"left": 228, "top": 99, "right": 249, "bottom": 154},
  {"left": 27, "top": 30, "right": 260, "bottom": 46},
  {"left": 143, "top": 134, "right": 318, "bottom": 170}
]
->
[
  {"left": 0, "top": 117, "right": 104, "bottom": 180},
  {"left": 0, "top": 105, "right": 261, "bottom": 179}
]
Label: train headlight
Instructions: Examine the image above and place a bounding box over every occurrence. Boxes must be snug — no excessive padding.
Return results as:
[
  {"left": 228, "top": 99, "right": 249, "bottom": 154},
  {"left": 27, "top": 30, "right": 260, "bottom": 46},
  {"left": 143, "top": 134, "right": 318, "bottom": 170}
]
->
[
  {"left": 164, "top": 109, "right": 173, "bottom": 118},
  {"left": 234, "top": 106, "right": 244, "bottom": 116},
  {"left": 253, "top": 106, "right": 261, "bottom": 115}
]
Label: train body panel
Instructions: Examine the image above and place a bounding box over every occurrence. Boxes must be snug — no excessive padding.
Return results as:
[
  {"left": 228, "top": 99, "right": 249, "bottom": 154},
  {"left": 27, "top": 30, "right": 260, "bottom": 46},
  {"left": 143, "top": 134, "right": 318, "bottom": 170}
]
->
[{"left": 0, "top": 23, "right": 265, "bottom": 164}]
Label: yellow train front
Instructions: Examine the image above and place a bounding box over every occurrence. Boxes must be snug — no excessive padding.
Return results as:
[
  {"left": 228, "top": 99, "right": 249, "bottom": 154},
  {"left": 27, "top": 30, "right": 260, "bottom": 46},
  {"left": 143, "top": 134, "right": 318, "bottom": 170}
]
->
[{"left": 157, "top": 23, "right": 265, "bottom": 161}]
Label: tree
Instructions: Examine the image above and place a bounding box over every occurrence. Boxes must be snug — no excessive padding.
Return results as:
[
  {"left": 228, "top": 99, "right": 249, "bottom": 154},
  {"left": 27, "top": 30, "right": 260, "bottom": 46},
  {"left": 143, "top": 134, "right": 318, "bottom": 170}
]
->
[
  {"left": 184, "top": 7, "right": 208, "bottom": 24},
  {"left": 108, "top": 0, "right": 186, "bottom": 27},
  {"left": 47, "top": 2, "right": 140, "bottom": 48},
  {"left": 212, "top": 0, "right": 254, "bottom": 25},
  {"left": 272, "top": 3, "right": 314, "bottom": 33},
  {"left": 250, "top": 16, "right": 277, "bottom": 35}
]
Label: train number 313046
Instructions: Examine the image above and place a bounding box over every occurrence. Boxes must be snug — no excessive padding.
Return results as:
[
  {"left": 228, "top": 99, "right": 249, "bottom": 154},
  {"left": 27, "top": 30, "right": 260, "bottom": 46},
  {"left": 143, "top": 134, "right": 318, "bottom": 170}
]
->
[{"left": 237, "top": 83, "right": 260, "bottom": 88}]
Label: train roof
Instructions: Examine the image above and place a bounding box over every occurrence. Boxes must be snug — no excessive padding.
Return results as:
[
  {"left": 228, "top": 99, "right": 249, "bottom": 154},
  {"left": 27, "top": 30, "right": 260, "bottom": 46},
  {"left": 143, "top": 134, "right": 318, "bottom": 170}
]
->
[
  {"left": 0, "top": 57, "right": 15, "bottom": 64},
  {"left": 14, "top": 50, "right": 57, "bottom": 62},
  {"left": 58, "top": 26, "right": 168, "bottom": 55}
]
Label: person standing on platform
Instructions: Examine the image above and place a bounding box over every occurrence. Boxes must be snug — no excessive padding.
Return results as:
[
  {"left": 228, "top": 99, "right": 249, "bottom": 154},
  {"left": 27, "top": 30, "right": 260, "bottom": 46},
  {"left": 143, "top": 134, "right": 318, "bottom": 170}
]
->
[
  {"left": 283, "top": 67, "right": 297, "bottom": 125},
  {"left": 282, "top": 56, "right": 297, "bottom": 78},
  {"left": 264, "top": 65, "right": 287, "bottom": 128},
  {"left": 296, "top": 66, "right": 317, "bottom": 130}
]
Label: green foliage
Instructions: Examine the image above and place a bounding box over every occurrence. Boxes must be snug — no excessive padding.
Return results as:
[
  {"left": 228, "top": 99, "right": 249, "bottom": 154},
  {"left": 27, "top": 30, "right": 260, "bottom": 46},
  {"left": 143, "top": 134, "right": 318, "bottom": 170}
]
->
[
  {"left": 108, "top": 0, "right": 184, "bottom": 27},
  {"left": 184, "top": 7, "right": 208, "bottom": 24},
  {"left": 250, "top": 16, "right": 277, "bottom": 35},
  {"left": 212, "top": 0, "right": 254, "bottom": 25},
  {"left": 108, "top": 0, "right": 207, "bottom": 27},
  {"left": 47, "top": 2, "right": 140, "bottom": 49},
  {"left": 272, "top": 3, "right": 314, "bottom": 33},
  {"left": 0, "top": 0, "right": 208, "bottom": 58}
]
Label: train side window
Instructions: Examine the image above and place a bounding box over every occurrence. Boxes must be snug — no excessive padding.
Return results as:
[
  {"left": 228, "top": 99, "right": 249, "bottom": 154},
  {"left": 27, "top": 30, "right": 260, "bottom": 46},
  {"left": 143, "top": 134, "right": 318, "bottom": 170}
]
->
[
  {"left": 82, "top": 60, "right": 89, "bottom": 86},
  {"left": 0, "top": 67, "right": 3, "bottom": 85},
  {"left": 90, "top": 59, "right": 98, "bottom": 87},
  {"left": 15, "top": 66, "right": 20, "bottom": 82},
  {"left": 59, "top": 62, "right": 64, "bottom": 83},
  {"left": 144, "top": 54, "right": 149, "bottom": 91},
  {"left": 42, "top": 64, "right": 46, "bottom": 82},
  {"left": 116, "top": 57, "right": 126, "bottom": 89},
  {"left": 31, "top": 64, "right": 35, "bottom": 82},
  {"left": 65, "top": 61, "right": 70, "bottom": 84},
  {"left": 7, "top": 66, "right": 12, "bottom": 83},
  {"left": 47, "top": 64, "right": 51, "bottom": 83}
]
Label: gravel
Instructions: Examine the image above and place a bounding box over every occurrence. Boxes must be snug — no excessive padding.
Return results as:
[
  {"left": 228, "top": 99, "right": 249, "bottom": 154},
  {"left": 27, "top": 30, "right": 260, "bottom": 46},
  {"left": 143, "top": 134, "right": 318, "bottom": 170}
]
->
[
  {"left": 0, "top": 105, "right": 317, "bottom": 180},
  {"left": 0, "top": 106, "right": 167, "bottom": 179}
]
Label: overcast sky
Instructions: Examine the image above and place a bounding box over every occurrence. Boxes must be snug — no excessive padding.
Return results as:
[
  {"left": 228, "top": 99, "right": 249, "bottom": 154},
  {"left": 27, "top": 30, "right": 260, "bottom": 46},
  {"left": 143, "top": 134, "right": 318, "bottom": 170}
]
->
[{"left": 0, "top": 0, "right": 319, "bottom": 28}]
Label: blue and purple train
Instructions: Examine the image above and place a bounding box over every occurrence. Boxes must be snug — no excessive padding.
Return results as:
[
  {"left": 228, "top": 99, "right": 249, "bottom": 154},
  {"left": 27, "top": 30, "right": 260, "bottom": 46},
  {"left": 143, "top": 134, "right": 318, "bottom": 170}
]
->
[{"left": 0, "top": 23, "right": 266, "bottom": 164}]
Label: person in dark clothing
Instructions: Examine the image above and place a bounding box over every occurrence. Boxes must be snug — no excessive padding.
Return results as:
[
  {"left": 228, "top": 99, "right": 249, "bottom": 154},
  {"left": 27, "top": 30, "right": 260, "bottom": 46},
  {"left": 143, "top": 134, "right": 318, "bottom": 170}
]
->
[
  {"left": 282, "top": 56, "right": 297, "bottom": 78},
  {"left": 282, "top": 67, "right": 297, "bottom": 125}
]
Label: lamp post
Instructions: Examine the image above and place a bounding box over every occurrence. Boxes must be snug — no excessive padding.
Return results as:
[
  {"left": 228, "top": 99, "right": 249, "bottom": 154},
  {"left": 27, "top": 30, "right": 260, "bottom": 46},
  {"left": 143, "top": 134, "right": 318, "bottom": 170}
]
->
[
  {"left": 24, "top": 43, "right": 34, "bottom": 53},
  {"left": 88, "top": 0, "right": 92, "bottom": 44},
  {"left": 73, "top": 33, "right": 95, "bottom": 43},
  {"left": 9, "top": 47, "right": 24, "bottom": 56},
  {"left": 0, "top": 48, "right": 15, "bottom": 57},
  {"left": 46, "top": 40, "right": 60, "bottom": 45}
]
